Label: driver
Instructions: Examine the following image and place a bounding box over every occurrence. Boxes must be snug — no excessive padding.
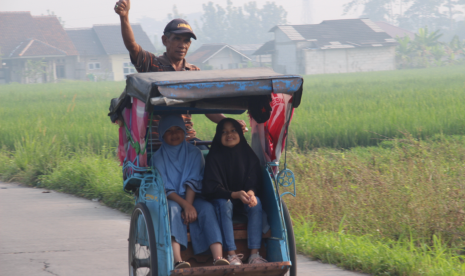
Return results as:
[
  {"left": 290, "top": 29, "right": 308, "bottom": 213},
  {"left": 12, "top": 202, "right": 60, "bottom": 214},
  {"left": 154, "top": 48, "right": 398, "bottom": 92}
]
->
[{"left": 114, "top": 0, "right": 247, "bottom": 149}]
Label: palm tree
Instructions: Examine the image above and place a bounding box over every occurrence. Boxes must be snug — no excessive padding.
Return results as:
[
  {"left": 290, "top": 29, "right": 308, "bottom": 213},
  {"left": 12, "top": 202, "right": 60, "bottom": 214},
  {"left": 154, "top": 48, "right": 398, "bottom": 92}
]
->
[
  {"left": 413, "top": 26, "right": 443, "bottom": 49},
  {"left": 412, "top": 27, "right": 444, "bottom": 67},
  {"left": 395, "top": 36, "right": 414, "bottom": 68}
]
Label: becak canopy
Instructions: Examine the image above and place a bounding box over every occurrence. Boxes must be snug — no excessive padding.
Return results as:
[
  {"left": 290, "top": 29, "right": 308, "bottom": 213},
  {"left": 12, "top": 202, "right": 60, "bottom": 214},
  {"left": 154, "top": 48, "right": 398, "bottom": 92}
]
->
[{"left": 108, "top": 68, "right": 303, "bottom": 120}]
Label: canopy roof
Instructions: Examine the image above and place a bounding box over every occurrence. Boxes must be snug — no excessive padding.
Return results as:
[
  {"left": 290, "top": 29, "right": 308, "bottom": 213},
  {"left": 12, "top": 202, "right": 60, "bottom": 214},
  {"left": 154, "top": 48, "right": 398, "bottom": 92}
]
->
[{"left": 109, "top": 68, "right": 303, "bottom": 116}]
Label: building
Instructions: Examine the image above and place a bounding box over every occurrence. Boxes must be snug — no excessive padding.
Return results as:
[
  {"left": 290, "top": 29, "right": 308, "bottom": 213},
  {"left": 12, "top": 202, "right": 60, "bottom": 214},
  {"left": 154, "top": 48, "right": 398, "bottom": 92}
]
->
[
  {"left": 66, "top": 24, "right": 155, "bottom": 81},
  {"left": 264, "top": 19, "right": 398, "bottom": 75},
  {"left": 375, "top": 21, "right": 415, "bottom": 40},
  {"left": 186, "top": 44, "right": 251, "bottom": 70},
  {"left": 252, "top": 41, "right": 274, "bottom": 67},
  {"left": 0, "top": 12, "right": 79, "bottom": 84},
  {"left": 230, "top": 44, "right": 271, "bottom": 66}
]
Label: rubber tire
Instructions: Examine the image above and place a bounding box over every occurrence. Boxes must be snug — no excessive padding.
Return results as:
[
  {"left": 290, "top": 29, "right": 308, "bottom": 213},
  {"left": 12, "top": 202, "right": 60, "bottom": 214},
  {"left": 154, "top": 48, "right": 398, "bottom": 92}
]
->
[
  {"left": 128, "top": 203, "right": 158, "bottom": 276},
  {"left": 282, "top": 201, "right": 297, "bottom": 276}
]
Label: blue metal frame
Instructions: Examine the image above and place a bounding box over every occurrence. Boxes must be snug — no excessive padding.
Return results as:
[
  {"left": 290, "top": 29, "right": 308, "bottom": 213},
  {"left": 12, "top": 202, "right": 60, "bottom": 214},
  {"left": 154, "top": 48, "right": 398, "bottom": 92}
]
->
[
  {"left": 261, "top": 161, "right": 297, "bottom": 266},
  {"left": 136, "top": 169, "right": 174, "bottom": 275}
]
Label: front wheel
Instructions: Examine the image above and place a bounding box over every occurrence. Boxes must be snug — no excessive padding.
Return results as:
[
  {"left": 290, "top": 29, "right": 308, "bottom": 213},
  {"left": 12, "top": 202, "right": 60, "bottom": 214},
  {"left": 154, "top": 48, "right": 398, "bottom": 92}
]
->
[
  {"left": 128, "top": 203, "right": 158, "bottom": 276},
  {"left": 282, "top": 201, "right": 297, "bottom": 276}
]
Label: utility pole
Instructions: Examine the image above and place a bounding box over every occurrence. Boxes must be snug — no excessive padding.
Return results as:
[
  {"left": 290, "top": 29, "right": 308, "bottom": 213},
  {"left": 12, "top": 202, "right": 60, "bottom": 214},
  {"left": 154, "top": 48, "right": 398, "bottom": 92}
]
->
[{"left": 301, "top": 0, "right": 313, "bottom": 24}]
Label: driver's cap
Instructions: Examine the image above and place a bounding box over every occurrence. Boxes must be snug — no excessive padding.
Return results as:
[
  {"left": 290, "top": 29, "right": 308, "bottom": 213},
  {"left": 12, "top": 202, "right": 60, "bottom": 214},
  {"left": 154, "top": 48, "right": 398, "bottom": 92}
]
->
[{"left": 163, "top": 19, "right": 197, "bottom": 40}]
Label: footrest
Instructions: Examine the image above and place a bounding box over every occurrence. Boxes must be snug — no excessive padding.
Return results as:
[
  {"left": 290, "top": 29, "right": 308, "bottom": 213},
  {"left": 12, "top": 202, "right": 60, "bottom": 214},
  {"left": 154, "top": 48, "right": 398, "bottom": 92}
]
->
[{"left": 171, "top": 261, "right": 291, "bottom": 276}]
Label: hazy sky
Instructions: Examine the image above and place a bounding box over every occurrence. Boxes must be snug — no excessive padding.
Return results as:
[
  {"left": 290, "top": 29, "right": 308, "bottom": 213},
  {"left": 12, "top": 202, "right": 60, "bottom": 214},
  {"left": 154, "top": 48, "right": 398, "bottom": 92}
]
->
[{"left": 2, "top": 0, "right": 358, "bottom": 28}]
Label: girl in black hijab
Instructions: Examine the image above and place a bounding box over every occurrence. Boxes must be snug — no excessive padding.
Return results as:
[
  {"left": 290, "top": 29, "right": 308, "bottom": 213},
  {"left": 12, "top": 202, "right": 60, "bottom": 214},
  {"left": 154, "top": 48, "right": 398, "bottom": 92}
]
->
[{"left": 202, "top": 118, "right": 268, "bottom": 265}]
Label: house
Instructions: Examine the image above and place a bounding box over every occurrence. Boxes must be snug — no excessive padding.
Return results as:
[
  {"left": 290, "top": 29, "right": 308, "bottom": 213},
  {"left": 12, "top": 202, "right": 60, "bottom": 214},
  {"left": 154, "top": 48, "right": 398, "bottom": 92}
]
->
[
  {"left": 375, "top": 21, "right": 415, "bottom": 40},
  {"left": 186, "top": 44, "right": 251, "bottom": 70},
  {"left": 0, "top": 12, "right": 79, "bottom": 84},
  {"left": 66, "top": 24, "right": 156, "bottom": 81},
  {"left": 230, "top": 44, "right": 271, "bottom": 66},
  {"left": 252, "top": 41, "right": 274, "bottom": 67},
  {"left": 265, "top": 19, "right": 398, "bottom": 75}
]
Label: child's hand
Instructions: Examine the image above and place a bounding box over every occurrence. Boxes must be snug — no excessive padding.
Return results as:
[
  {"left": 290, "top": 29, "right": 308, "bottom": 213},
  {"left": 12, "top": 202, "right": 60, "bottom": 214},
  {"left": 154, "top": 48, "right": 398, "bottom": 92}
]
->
[
  {"left": 181, "top": 204, "right": 198, "bottom": 224},
  {"left": 232, "top": 191, "right": 250, "bottom": 205},
  {"left": 247, "top": 190, "right": 257, "bottom": 208}
]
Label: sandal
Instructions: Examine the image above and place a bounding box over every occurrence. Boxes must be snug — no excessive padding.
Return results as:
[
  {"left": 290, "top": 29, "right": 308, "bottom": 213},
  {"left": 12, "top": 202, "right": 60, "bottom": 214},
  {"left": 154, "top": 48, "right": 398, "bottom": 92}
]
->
[
  {"left": 174, "top": 261, "right": 191, "bottom": 269},
  {"left": 213, "top": 257, "right": 230, "bottom": 266}
]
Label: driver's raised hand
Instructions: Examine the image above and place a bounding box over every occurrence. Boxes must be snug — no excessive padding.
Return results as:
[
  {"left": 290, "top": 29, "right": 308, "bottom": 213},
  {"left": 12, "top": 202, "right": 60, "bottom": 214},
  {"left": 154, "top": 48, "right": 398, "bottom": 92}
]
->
[
  {"left": 114, "top": 0, "right": 130, "bottom": 17},
  {"left": 237, "top": 120, "right": 249, "bottom": 133}
]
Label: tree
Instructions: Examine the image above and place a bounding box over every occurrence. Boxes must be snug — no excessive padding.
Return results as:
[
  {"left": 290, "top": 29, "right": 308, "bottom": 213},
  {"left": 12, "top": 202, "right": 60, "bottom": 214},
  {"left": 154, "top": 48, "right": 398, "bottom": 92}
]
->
[
  {"left": 168, "top": 5, "right": 186, "bottom": 21},
  {"left": 395, "top": 36, "right": 414, "bottom": 68},
  {"left": 344, "top": 0, "right": 407, "bottom": 24},
  {"left": 21, "top": 59, "right": 48, "bottom": 83},
  {"left": 394, "top": 27, "right": 465, "bottom": 68},
  {"left": 43, "top": 10, "right": 65, "bottom": 27},
  {"left": 196, "top": 1, "right": 287, "bottom": 45},
  {"left": 196, "top": 2, "right": 228, "bottom": 43},
  {"left": 399, "top": 0, "right": 447, "bottom": 32},
  {"left": 345, "top": 0, "right": 465, "bottom": 35}
]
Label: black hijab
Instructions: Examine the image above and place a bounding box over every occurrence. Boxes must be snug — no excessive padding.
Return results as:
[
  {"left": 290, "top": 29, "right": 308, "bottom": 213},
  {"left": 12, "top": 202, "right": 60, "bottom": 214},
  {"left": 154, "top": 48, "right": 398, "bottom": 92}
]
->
[{"left": 202, "top": 118, "right": 263, "bottom": 201}]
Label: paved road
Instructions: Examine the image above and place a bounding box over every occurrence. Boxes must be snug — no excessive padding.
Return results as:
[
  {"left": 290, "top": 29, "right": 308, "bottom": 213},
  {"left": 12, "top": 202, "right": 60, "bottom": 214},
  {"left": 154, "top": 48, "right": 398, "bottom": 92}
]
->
[{"left": 0, "top": 182, "right": 366, "bottom": 276}]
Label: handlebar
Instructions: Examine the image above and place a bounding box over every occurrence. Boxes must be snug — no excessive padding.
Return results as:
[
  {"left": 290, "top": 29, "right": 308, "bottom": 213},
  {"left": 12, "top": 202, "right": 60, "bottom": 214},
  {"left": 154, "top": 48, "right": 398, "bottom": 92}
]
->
[{"left": 147, "top": 140, "right": 213, "bottom": 147}]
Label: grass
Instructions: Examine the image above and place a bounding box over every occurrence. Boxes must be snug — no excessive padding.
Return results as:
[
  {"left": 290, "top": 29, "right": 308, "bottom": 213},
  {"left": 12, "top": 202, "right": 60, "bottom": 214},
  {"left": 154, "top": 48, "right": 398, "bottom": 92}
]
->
[
  {"left": 294, "top": 219, "right": 465, "bottom": 276},
  {"left": 2, "top": 66, "right": 465, "bottom": 274},
  {"left": 0, "top": 81, "right": 123, "bottom": 152},
  {"left": 285, "top": 134, "right": 465, "bottom": 245}
]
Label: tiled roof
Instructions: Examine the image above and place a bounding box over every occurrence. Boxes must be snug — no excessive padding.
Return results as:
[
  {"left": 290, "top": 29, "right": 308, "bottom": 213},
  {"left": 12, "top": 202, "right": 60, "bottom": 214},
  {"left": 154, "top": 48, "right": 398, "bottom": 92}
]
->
[
  {"left": 92, "top": 24, "right": 156, "bottom": 55},
  {"left": 0, "top": 12, "right": 77, "bottom": 58},
  {"left": 10, "top": 39, "right": 67, "bottom": 57},
  {"left": 271, "top": 19, "right": 397, "bottom": 49},
  {"left": 34, "top": 16, "right": 78, "bottom": 55},
  {"left": 66, "top": 28, "right": 106, "bottom": 56},
  {"left": 186, "top": 44, "right": 251, "bottom": 64},
  {"left": 375, "top": 21, "right": 415, "bottom": 40},
  {"left": 230, "top": 44, "right": 262, "bottom": 58},
  {"left": 252, "top": 41, "right": 274, "bottom": 55}
]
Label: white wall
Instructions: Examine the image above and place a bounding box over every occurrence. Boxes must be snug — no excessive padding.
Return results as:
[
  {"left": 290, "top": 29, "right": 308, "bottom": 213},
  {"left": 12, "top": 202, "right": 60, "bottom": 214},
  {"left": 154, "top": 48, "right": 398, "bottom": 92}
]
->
[
  {"left": 347, "top": 46, "right": 396, "bottom": 73},
  {"left": 110, "top": 54, "right": 131, "bottom": 81},
  {"left": 304, "top": 46, "right": 396, "bottom": 75},
  {"left": 273, "top": 29, "right": 297, "bottom": 74},
  {"left": 76, "top": 55, "right": 114, "bottom": 81}
]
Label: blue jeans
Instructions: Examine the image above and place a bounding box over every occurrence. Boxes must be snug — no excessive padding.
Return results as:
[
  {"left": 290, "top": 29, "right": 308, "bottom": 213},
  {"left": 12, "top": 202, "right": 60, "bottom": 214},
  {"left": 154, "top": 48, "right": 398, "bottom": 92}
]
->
[
  {"left": 168, "top": 197, "right": 222, "bottom": 255},
  {"left": 211, "top": 198, "right": 263, "bottom": 251}
]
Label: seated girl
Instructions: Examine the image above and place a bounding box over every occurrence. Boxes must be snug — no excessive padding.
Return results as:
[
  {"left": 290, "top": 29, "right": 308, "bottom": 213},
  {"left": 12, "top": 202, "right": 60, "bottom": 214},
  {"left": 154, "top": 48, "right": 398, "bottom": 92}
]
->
[
  {"left": 151, "top": 115, "right": 230, "bottom": 269},
  {"left": 202, "top": 118, "right": 268, "bottom": 265}
]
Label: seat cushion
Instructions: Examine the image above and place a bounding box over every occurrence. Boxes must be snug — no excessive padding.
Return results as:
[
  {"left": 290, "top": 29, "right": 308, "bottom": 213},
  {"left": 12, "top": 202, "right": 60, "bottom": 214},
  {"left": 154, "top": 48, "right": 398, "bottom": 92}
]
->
[{"left": 232, "top": 214, "right": 248, "bottom": 230}]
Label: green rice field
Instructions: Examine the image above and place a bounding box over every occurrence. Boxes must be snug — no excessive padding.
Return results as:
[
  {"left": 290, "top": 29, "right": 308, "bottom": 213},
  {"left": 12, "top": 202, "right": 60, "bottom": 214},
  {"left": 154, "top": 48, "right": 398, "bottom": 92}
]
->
[{"left": 1, "top": 65, "right": 464, "bottom": 152}]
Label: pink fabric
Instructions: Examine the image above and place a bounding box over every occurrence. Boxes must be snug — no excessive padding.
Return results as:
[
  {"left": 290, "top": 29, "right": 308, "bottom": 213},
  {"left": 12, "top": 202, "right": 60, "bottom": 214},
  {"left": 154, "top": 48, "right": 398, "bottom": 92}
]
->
[
  {"left": 250, "top": 94, "right": 294, "bottom": 165},
  {"left": 264, "top": 94, "right": 294, "bottom": 162},
  {"left": 117, "top": 98, "right": 149, "bottom": 167}
]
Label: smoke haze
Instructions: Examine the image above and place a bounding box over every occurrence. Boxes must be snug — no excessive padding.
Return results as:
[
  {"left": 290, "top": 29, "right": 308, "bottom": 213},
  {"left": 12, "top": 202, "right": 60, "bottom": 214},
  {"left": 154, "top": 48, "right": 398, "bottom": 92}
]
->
[{"left": 1, "top": 0, "right": 353, "bottom": 28}]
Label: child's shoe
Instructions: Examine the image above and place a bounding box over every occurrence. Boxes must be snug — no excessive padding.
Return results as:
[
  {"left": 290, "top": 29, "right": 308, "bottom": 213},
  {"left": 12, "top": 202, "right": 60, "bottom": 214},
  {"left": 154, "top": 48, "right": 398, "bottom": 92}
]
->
[
  {"left": 213, "top": 257, "right": 230, "bottom": 266},
  {"left": 248, "top": 253, "right": 268, "bottom": 264},
  {"left": 174, "top": 261, "right": 191, "bottom": 269},
  {"left": 227, "top": 254, "right": 244, "bottom": 265}
]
